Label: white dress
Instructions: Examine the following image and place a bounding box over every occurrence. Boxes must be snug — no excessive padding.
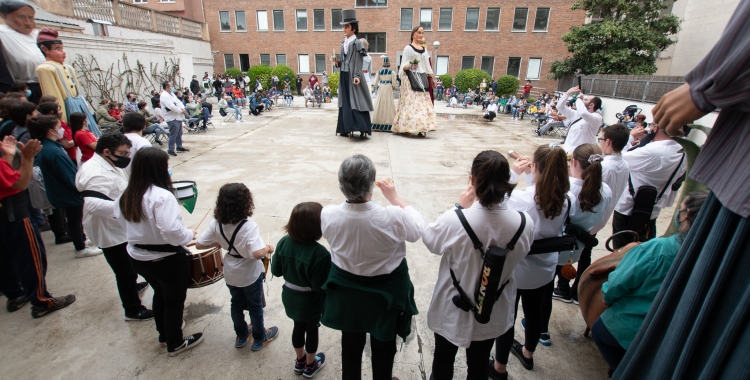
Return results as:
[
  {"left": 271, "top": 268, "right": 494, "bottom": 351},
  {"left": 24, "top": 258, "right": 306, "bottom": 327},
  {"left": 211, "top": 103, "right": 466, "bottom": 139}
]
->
[{"left": 392, "top": 44, "right": 438, "bottom": 135}]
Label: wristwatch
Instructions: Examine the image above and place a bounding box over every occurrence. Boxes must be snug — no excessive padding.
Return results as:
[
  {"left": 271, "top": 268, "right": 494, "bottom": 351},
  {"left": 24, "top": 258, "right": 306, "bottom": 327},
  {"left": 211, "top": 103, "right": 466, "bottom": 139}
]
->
[{"left": 455, "top": 203, "right": 463, "bottom": 210}]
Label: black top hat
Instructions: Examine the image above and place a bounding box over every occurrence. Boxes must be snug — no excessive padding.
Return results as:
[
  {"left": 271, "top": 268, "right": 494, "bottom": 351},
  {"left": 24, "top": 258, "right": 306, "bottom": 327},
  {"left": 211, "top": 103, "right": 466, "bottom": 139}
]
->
[{"left": 340, "top": 9, "right": 359, "bottom": 25}]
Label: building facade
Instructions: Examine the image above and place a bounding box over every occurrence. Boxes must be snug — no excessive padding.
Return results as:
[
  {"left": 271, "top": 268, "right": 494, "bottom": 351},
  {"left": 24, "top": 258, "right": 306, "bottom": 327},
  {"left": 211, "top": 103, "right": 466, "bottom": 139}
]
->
[
  {"left": 203, "top": 0, "right": 585, "bottom": 94},
  {"left": 126, "top": 0, "right": 206, "bottom": 22}
]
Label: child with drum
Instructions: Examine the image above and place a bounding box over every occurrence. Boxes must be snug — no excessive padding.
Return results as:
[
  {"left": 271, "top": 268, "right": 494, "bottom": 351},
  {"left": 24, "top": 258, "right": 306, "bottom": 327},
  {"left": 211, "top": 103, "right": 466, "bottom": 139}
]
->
[
  {"left": 195, "top": 183, "right": 279, "bottom": 350},
  {"left": 270, "top": 202, "right": 331, "bottom": 379}
]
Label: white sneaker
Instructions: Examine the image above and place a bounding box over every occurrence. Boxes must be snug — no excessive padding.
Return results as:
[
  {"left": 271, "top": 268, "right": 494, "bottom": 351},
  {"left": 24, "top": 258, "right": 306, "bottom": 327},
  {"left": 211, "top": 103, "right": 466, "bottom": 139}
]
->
[
  {"left": 235, "top": 119, "right": 242, "bottom": 123},
  {"left": 84, "top": 239, "right": 95, "bottom": 248},
  {"left": 75, "top": 247, "right": 103, "bottom": 259}
]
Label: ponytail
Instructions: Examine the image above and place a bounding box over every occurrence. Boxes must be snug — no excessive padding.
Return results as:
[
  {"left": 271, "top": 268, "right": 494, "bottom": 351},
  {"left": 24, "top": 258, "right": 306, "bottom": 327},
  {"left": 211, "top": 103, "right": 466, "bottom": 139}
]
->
[
  {"left": 471, "top": 150, "right": 516, "bottom": 207},
  {"left": 533, "top": 144, "right": 570, "bottom": 219},
  {"left": 573, "top": 144, "right": 604, "bottom": 212}
]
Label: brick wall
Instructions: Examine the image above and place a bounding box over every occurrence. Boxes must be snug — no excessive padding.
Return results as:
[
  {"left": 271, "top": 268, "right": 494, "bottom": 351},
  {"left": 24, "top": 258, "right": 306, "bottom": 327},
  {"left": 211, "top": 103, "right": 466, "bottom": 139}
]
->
[{"left": 203, "top": 0, "right": 585, "bottom": 93}]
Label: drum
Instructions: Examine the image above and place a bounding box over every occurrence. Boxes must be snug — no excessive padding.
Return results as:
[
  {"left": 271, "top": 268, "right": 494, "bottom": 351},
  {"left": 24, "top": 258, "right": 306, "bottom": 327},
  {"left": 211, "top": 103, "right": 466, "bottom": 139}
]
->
[
  {"left": 187, "top": 246, "right": 224, "bottom": 288},
  {"left": 173, "top": 180, "right": 198, "bottom": 214}
]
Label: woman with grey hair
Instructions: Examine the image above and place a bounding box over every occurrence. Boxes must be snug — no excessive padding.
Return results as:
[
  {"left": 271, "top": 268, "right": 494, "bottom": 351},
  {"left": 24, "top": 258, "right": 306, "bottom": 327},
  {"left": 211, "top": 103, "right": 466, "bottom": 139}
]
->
[{"left": 320, "top": 154, "right": 424, "bottom": 380}]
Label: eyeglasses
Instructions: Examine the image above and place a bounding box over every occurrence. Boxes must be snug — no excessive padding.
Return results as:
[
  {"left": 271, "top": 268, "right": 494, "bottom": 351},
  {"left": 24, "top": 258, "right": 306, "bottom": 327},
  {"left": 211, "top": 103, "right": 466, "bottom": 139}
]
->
[
  {"left": 114, "top": 150, "right": 131, "bottom": 158},
  {"left": 597, "top": 137, "right": 608, "bottom": 143}
]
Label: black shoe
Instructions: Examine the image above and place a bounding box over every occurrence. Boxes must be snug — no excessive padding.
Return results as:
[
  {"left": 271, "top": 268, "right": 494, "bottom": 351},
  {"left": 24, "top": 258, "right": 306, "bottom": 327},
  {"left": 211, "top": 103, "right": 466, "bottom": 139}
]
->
[
  {"left": 125, "top": 308, "right": 154, "bottom": 321},
  {"left": 510, "top": 340, "right": 534, "bottom": 370},
  {"left": 488, "top": 358, "right": 508, "bottom": 380},
  {"left": 176, "top": 147, "right": 190, "bottom": 152},
  {"left": 55, "top": 235, "right": 73, "bottom": 245},
  {"left": 137, "top": 282, "right": 149, "bottom": 296},
  {"left": 168, "top": 333, "right": 204, "bottom": 357},
  {"left": 552, "top": 287, "right": 572, "bottom": 303},
  {"left": 155, "top": 140, "right": 164, "bottom": 146},
  {"left": 302, "top": 352, "right": 326, "bottom": 379},
  {"left": 31, "top": 294, "right": 76, "bottom": 318},
  {"left": 571, "top": 288, "right": 579, "bottom": 305},
  {"left": 6, "top": 295, "right": 29, "bottom": 312},
  {"left": 167, "top": 150, "right": 177, "bottom": 157}
]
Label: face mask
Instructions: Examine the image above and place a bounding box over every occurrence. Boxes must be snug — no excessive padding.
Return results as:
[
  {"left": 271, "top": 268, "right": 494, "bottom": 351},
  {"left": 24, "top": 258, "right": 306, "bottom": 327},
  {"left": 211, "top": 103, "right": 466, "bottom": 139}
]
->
[
  {"left": 168, "top": 168, "right": 173, "bottom": 177},
  {"left": 674, "top": 210, "right": 682, "bottom": 227},
  {"left": 55, "top": 128, "right": 64, "bottom": 139},
  {"left": 25, "top": 89, "right": 32, "bottom": 98},
  {"left": 110, "top": 155, "right": 131, "bottom": 169}
]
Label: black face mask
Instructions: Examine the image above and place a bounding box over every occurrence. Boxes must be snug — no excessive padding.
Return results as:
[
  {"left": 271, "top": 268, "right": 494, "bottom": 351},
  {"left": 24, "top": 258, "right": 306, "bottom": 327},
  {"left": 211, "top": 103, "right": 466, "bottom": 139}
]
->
[{"left": 110, "top": 154, "right": 131, "bottom": 169}]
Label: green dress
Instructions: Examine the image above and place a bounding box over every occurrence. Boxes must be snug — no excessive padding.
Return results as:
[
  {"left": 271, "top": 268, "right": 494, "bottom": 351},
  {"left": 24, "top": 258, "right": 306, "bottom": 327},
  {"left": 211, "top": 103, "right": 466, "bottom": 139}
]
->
[{"left": 270, "top": 235, "right": 331, "bottom": 322}]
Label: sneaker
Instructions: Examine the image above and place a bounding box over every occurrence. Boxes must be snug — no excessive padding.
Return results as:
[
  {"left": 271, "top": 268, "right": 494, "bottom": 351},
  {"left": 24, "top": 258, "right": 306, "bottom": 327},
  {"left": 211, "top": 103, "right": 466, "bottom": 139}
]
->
[
  {"left": 571, "top": 290, "right": 579, "bottom": 305},
  {"left": 55, "top": 235, "right": 73, "bottom": 245},
  {"left": 552, "top": 287, "right": 572, "bottom": 303},
  {"left": 510, "top": 340, "right": 534, "bottom": 370},
  {"left": 137, "top": 282, "right": 149, "bottom": 296},
  {"left": 125, "top": 308, "right": 154, "bottom": 321},
  {"left": 168, "top": 333, "right": 204, "bottom": 357},
  {"left": 539, "top": 332, "right": 551, "bottom": 346},
  {"left": 75, "top": 247, "right": 102, "bottom": 258},
  {"left": 176, "top": 147, "right": 190, "bottom": 152},
  {"left": 235, "top": 119, "right": 242, "bottom": 123},
  {"left": 84, "top": 238, "right": 94, "bottom": 248},
  {"left": 155, "top": 140, "right": 164, "bottom": 146},
  {"left": 294, "top": 354, "right": 306, "bottom": 375},
  {"left": 167, "top": 150, "right": 177, "bottom": 157},
  {"left": 31, "top": 294, "right": 76, "bottom": 318},
  {"left": 158, "top": 320, "right": 186, "bottom": 347},
  {"left": 6, "top": 295, "right": 29, "bottom": 312},
  {"left": 302, "top": 352, "right": 326, "bottom": 379},
  {"left": 488, "top": 358, "right": 508, "bottom": 380},
  {"left": 251, "top": 326, "right": 279, "bottom": 351},
  {"left": 235, "top": 332, "right": 251, "bottom": 348}
]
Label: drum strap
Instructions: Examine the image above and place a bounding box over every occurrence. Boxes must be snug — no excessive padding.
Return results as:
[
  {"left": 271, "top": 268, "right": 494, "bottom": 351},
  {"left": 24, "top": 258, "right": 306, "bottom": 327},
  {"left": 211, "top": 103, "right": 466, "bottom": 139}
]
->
[{"left": 219, "top": 219, "right": 248, "bottom": 259}]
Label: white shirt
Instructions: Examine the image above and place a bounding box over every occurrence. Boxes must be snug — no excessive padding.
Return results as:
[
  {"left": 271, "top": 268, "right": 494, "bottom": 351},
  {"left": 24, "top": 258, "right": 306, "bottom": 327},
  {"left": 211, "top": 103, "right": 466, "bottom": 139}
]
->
[
  {"left": 153, "top": 108, "right": 165, "bottom": 122},
  {"left": 506, "top": 185, "right": 577, "bottom": 289},
  {"left": 114, "top": 185, "right": 193, "bottom": 261},
  {"left": 557, "top": 94, "right": 603, "bottom": 154},
  {"left": 343, "top": 35, "right": 357, "bottom": 55},
  {"left": 423, "top": 202, "right": 534, "bottom": 348},
  {"left": 75, "top": 154, "right": 129, "bottom": 248},
  {"left": 0, "top": 25, "right": 45, "bottom": 83},
  {"left": 564, "top": 177, "right": 612, "bottom": 263},
  {"left": 614, "top": 139, "right": 686, "bottom": 219},
  {"left": 125, "top": 133, "right": 151, "bottom": 175},
  {"left": 487, "top": 103, "right": 499, "bottom": 113},
  {"left": 321, "top": 201, "right": 426, "bottom": 277},
  {"left": 591, "top": 155, "right": 630, "bottom": 234},
  {"left": 159, "top": 91, "right": 185, "bottom": 122},
  {"left": 197, "top": 219, "right": 265, "bottom": 287}
]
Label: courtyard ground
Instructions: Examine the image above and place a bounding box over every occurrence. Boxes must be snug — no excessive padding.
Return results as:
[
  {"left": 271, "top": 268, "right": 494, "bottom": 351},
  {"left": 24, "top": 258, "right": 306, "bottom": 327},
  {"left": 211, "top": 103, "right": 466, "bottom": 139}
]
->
[{"left": 0, "top": 99, "right": 676, "bottom": 380}]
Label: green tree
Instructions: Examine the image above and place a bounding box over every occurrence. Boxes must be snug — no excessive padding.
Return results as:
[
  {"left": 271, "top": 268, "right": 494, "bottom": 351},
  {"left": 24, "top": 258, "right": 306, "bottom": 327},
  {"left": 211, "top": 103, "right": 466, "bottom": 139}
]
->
[
  {"left": 438, "top": 74, "right": 453, "bottom": 89},
  {"left": 550, "top": 0, "right": 680, "bottom": 79},
  {"left": 454, "top": 69, "right": 491, "bottom": 93},
  {"left": 328, "top": 73, "right": 339, "bottom": 97},
  {"left": 271, "top": 64, "right": 297, "bottom": 91},
  {"left": 495, "top": 75, "right": 520, "bottom": 96},
  {"left": 247, "top": 65, "right": 272, "bottom": 92},
  {"left": 224, "top": 67, "right": 242, "bottom": 78}
]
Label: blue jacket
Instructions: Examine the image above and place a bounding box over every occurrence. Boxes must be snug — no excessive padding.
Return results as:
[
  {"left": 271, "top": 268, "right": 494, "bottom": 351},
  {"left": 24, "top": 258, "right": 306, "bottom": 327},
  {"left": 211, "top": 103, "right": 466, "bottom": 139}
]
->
[{"left": 34, "top": 138, "right": 83, "bottom": 208}]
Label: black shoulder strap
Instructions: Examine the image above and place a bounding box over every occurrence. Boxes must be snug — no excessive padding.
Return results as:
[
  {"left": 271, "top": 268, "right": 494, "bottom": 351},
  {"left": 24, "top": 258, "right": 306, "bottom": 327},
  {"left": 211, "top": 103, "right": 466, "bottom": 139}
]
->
[
  {"left": 507, "top": 212, "right": 526, "bottom": 251},
  {"left": 219, "top": 220, "right": 248, "bottom": 259},
  {"left": 563, "top": 196, "right": 572, "bottom": 227},
  {"left": 455, "top": 208, "right": 483, "bottom": 253},
  {"left": 567, "top": 117, "right": 583, "bottom": 128},
  {"left": 657, "top": 154, "right": 685, "bottom": 201},
  {"left": 80, "top": 190, "right": 113, "bottom": 201}
]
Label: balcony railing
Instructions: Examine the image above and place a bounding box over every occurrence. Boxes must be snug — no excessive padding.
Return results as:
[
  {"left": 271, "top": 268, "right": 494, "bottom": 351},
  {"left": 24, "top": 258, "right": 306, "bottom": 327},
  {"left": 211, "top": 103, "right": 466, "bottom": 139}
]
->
[
  {"left": 556, "top": 74, "right": 684, "bottom": 103},
  {"left": 72, "top": 0, "right": 207, "bottom": 40}
]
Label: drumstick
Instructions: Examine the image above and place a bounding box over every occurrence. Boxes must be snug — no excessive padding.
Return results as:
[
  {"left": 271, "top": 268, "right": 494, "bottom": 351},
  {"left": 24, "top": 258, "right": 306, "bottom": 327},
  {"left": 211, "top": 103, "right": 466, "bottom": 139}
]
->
[{"left": 191, "top": 208, "right": 211, "bottom": 230}]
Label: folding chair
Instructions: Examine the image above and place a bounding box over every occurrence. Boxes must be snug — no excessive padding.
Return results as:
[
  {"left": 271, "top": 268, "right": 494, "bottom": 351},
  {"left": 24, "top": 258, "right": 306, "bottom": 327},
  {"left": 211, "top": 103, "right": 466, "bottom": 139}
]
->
[{"left": 219, "top": 108, "right": 235, "bottom": 122}]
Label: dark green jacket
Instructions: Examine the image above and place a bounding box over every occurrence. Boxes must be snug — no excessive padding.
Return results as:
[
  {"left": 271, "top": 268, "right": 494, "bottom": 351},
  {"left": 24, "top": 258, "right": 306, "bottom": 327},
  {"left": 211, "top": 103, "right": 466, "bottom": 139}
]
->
[
  {"left": 321, "top": 259, "right": 418, "bottom": 342},
  {"left": 34, "top": 138, "right": 82, "bottom": 208},
  {"left": 271, "top": 235, "right": 331, "bottom": 322}
]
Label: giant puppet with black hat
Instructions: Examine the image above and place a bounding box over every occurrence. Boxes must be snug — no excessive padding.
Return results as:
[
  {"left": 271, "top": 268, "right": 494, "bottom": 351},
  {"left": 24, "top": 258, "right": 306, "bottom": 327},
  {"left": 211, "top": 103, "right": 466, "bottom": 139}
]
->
[
  {"left": 331, "top": 9, "right": 373, "bottom": 139},
  {"left": 36, "top": 27, "right": 101, "bottom": 136}
]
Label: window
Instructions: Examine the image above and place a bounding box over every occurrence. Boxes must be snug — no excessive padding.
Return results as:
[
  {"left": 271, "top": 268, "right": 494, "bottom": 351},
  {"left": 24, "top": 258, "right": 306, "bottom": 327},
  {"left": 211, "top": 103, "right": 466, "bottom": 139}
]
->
[
  {"left": 87, "top": 19, "right": 110, "bottom": 36},
  {"left": 360, "top": 33, "right": 386, "bottom": 53},
  {"left": 331, "top": 9, "right": 342, "bottom": 30},
  {"left": 273, "top": 10, "right": 284, "bottom": 31},
  {"left": 485, "top": 8, "right": 500, "bottom": 31},
  {"left": 315, "top": 54, "right": 326, "bottom": 73},
  {"left": 512, "top": 8, "right": 528, "bottom": 31},
  {"left": 235, "top": 11, "right": 246, "bottom": 32},
  {"left": 481, "top": 57, "right": 494, "bottom": 76},
  {"left": 355, "top": 0, "right": 387, "bottom": 7},
  {"left": 436, "top": 56, "right": 449, "bottom": 75},
  {"left": 224, "top": 54, "right": 235, "bottom": 70},
  {"left": 438, "top": 8, "right": 452, "bottom": 31},
  {"left": 461, "top": 56, "right": 474, "bottom": 70},
  {"left": 256, "top": 10, "right": 268, "bottom": 31},
  {"left": 296, "top": 9, "right": 308, "bottom": 31},
  {"left": 239, "top": 54, "right": 250, "bottom": 71},
  {"left": 420, "top": 8, "right": 432, "bottom": 30},
  {"left": 527, "top": 58, "right": 542, "bottom": 79},
  {"left": 313, "top": 9, "right": 325, "bottom": 30},
  {"left": 276, "top": 54, "right": 286, "bottom": 66},
  {"left": 400, "top": 8, "right": 412, "bottom": 30},
  {"left": 260, "top": 54, "right": 271, "bottom": 66},
  {"left": 219, "top": 11, "right": 231, "bottom": 32},
  {"left": 133, "top": 0, "right": 146, "bottom": 3},
  {"left": 465, "top": 8, "right": 479, "bottom": 31},
  {"left": 298, "top": 54, "right": 310, "bottom": 73},
  {"left": 158, "top": 0, "right": 174, "bottom": 2},
  {"left": 533, "top": 8, "right": 550, "bottom": 31},
  {"left": 507, "top": 57, "right": 521, "bottom": 78}
]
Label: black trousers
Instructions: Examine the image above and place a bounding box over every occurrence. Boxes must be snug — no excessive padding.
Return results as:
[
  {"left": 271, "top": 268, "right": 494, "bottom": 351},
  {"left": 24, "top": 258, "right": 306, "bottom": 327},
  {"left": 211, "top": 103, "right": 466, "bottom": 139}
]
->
[
  {"left": 540, "top": 279, "right": 555, "bottom": 333},
  {"left": 341, "top": 331, "right": 397, "bottom": 380},
  {"left": 495, "top": 281, "right": 551, "bottom": 364},
  {"left": 0, "top": 217, "right": 54, "bottom": 307},
  {"left": 130, "top": 252, "right": 189, "bottom": 349},
  {"left": 432, "top": 333, "right": 495, "bottom": 380},
  {"left": 483, "top": 111, "right": 496, "bottom": 121},
  {"left": 48, "top": 207, "right": 68, "bottom": 240},
  {"left": 63, "top": 205, "right": 85, "bottom": 250},
  {"left": 101, "top": 243, "right": 143, "bottom": 315},
  {"left": 249, "top": 104, "right": 264, "bottom": 116},
  {"left": 612, "top": 211, "right": 657, "bottom": 249},
  {"left": 292, "top": 316, "right": 320, "bottom": 353}
]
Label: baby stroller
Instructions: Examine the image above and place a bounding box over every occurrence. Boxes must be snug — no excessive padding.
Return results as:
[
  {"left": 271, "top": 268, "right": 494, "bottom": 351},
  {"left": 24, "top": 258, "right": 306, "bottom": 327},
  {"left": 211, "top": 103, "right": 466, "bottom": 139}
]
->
[
  {"left": 313, "top": 90, "right": 323, "bottom": 108},
  {"left": 616, "top": 105, "right": 641, "bottom": 124}
]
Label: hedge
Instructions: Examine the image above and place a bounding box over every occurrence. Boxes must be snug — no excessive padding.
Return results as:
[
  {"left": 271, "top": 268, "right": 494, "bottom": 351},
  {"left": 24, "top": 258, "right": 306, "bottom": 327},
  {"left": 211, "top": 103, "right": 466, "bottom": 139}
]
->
[
  {"left": 224, "top": 67, "right": 242, "bottom": 78},
  {"left": 454, "top": 69, "right": 492, "bottom": 93},
  {"left": 495, "top": 75, "right": 520, "bottom": 96},
  {"left": 271, "top": 64, "right": 296, "bottom": 91},
  {"left": 328, "top": 72, "right": 339, "bottom": 97},
  {"left": 247, "top": 65, "right": 272, "bottom": 92},
  {"left": 438, "top": 74, "right": 452, "bottom": 89}
]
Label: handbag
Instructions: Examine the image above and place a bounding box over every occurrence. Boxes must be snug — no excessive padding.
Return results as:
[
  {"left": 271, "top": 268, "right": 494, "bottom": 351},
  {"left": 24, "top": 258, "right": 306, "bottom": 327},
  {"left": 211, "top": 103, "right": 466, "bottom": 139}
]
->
[{"left": 406, "top": 71, "right": 429, "bottom": 92}]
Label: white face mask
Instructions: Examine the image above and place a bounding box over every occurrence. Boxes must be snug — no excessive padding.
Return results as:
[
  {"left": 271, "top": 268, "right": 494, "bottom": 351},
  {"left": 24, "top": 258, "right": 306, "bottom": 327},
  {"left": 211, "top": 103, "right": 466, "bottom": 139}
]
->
[{"left": 55, "top": 127, "right": 64, "bottom": 139}]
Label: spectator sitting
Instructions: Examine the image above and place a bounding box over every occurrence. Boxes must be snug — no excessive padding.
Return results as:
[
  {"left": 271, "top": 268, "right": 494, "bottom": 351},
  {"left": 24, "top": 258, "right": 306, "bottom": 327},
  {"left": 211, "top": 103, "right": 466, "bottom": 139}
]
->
[
  {"left": 124, "top": 93, "right": 138, "bottom": 113},
  {"left": 483, "top": 100, "right": 498, "bottom": 121},
  {"left": 313, "top": 84, "right": 323, "bottom": 104},
  {"left": 323, "top": 85, "right": 331, "bottom": 102},
  {"left": 219, "top": 95, "right": 243, "bottom": 123},
  {"left": 449, "top": 94, "right": 458, "bottom": 108},
  {"left": 196, "top": 93, "right": 213, "bottom": 115},
  {"left": 186, "top": 96, "right": 209, "bottom": 131},
  {"left": 233, "top": 85, "right": 246, "bottom": 108},
  {"left": 303, "top": 85, "right": 313, "bottom": 107},
  {"left": 498, "top": 95, "right": 508, "bottom": 113},
  {"left": 108, "top": 102, "right": 121, "bottom": 121},
  {"left": 95, "top": 99, "right": 119, "bottom": 131},
  {"left": 137, "top": 101, "right": 167, "bottom": 146},
  {"left": 283, "top": 85, "right": 294, "bottom": 107}
]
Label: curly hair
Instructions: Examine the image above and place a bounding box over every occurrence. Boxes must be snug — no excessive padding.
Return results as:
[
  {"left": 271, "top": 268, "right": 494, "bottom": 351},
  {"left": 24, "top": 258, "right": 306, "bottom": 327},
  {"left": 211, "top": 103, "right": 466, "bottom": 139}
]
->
[{"left": 214, "top": 183, "right": 254, "bottom": 225}]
